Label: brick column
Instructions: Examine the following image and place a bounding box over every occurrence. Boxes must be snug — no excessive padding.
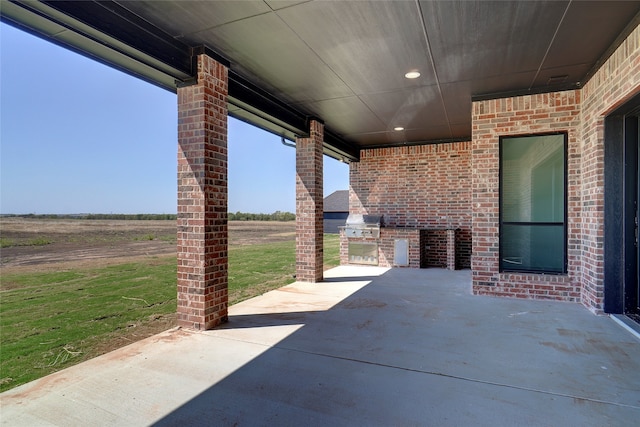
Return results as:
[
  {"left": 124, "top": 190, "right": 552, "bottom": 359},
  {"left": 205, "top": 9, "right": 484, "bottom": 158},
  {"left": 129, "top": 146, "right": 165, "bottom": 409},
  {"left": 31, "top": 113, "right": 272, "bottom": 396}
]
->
[
  {"left": 296, "top": 119, "right": 324, "bottom": 282},
  {"left": 176, "top": 54, "right": 228, "bottom": 330},
  {"left": 446, "top": 228, "right": 456, "bottom": 270}
]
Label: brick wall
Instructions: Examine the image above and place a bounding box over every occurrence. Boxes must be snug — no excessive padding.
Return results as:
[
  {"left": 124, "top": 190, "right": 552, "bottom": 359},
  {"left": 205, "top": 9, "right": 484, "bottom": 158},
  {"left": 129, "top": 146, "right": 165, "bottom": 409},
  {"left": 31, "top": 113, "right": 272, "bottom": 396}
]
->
[
  {"left": 296, "top": 120, "right": 324, "bottom": 282},
  {"left": 471, "top": 90, "right": 582, "bottom": 302},
  {"left": 470, "top": 25, "right": 639, "bottom": 309},
  {"left": 580, "top": 24, "right": 640, "bottom": 312},
  {"left": 176, "top": 55, "right": 229, "bottom": 330},
  {"left": 424, "top": 229, "right": 449, "bottom": 268},
  {"left": 347, "top": 142, "right": 472, "bottom": 268},
  {"left": 339, "top": 25, "right": 639, "bottom": 312}
]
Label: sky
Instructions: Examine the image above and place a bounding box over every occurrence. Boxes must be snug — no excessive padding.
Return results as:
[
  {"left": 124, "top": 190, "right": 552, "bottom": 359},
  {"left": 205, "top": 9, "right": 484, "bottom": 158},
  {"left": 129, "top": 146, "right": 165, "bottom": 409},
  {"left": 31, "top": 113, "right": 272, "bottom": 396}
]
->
[{"left": 0, "top": 23, "right": 348, "bottom": 215}]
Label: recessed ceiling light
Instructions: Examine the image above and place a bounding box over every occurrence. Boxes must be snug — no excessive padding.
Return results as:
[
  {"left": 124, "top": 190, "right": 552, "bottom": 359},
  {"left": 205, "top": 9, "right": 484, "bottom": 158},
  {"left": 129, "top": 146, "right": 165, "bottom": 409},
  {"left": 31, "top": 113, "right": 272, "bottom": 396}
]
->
[
  {"left": 404, "top": 71, "right": 421, "bottom": 79},
  {"left": 394, "top": 126, "right": 405, "bottom": 131}
]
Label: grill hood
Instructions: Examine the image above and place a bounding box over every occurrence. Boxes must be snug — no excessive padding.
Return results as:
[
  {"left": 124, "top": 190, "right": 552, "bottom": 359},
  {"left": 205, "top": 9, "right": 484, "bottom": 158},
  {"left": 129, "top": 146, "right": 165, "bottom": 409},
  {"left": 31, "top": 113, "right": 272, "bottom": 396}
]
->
[{"left": 345, "top": 214, "right": 384, "bottom": 227}]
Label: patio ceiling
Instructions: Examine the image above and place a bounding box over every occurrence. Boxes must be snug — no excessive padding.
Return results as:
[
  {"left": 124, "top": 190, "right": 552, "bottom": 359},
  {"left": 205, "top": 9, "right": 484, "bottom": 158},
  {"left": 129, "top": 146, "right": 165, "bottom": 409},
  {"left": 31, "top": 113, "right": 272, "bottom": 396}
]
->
[{"left": 2, "top": 1, "right": 639, "bottom": 161}]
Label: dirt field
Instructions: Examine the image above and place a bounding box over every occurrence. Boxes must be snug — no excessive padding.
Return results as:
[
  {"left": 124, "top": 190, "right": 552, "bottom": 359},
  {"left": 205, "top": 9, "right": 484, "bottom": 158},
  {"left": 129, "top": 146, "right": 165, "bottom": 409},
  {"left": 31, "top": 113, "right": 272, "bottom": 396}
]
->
[{"left": 0, "top": 218, "right": 296, "bottom": 274}]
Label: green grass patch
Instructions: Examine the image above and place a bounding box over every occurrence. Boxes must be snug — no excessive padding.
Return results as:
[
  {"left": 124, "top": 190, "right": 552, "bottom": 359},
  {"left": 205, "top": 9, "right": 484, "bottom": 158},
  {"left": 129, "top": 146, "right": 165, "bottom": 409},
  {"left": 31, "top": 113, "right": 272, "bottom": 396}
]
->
[
  {"left": 227, "top": 234, "right": 340, "bottom": 303},
  {"left": 0, "top": 238, "right": 15, "bottom": 248},
  {"left": 133, "top": 234, "right": 156, "bottom": 241},
  {"left": 323, "top": 233, "right": 341, "bottom": 268},
  {"left": 0, "top": 259, "right": 177, "bottom": 391},
  {"left": 0, "top": 237, "right": 53, "bottom": 248},
  {"left": 27, "top": 237, "right": 53, "bottom": 246},
  {"left": 0, "top": 235, "right": 340, "bottom": 392},
  {"left": 228, "top": 240, "right": 295, "bottom": 303}
]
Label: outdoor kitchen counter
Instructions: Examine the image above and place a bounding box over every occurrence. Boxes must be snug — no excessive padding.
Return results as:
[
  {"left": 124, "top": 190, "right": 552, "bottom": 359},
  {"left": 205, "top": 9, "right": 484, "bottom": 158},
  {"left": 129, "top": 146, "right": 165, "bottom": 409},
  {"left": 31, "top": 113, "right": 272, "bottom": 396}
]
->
[{"left": 340, "top": 226, "right": 458, "bottom": 270}]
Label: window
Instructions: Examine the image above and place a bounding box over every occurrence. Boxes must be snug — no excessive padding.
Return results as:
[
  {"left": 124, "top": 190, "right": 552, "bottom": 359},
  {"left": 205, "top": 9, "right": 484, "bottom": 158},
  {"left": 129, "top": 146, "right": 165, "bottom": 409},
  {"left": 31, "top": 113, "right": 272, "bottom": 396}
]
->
[{"left": 500, "top": 133, "right": 567, "bottom": 273}]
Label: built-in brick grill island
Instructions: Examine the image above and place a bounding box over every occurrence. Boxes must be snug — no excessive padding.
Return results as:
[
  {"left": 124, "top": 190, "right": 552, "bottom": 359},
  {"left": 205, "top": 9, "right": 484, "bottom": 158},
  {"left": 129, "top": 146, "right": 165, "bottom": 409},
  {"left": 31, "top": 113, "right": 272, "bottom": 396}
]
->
[{"left": 341, "top": 214, "right": 459, "bottom": 269}]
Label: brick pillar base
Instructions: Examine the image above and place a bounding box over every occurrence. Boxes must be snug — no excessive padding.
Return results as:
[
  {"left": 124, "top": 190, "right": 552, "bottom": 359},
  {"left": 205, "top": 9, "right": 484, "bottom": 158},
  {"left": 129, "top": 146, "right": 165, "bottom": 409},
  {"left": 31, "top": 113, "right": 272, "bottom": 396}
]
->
[
  {"left": 296, "top": 119, "right": 324, "bottom": 282},
  {"left": 176, "top": 54, "right": 228, "bottom": 330}
]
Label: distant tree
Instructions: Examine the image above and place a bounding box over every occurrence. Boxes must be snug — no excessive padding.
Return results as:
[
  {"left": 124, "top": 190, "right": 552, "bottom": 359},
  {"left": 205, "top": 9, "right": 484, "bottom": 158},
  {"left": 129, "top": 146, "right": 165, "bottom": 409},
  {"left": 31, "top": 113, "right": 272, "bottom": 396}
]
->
[
  {"left": 11, "top": 213, "right": 177, "bottom": 220},
  {"left": 228, "top": 211, "right": 295, "bottom": 221}
]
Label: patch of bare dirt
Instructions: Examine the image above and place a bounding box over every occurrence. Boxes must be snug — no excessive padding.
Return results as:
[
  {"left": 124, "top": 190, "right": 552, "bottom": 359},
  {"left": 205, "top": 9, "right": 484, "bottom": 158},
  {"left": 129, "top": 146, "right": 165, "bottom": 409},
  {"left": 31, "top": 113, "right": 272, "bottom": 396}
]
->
[
  {"left": 229, "top": 221, "right": 296, "bottom": 246},
  {"left": 1, "top": 219, "right": 175, "bottom": 270},
  {"left": 0, "top": 219, "right": 295, "bottom": 274}
]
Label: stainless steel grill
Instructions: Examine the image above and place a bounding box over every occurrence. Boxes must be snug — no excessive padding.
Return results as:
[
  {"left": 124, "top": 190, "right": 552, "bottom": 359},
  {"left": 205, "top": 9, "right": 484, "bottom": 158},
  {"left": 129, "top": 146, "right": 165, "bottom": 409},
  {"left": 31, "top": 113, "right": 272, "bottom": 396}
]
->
[
  {"left": 343, "top": 214, "right": 383, "bottom": 238},
  {"left": 343, "top": 214, "right": 383, "bottom": 265}
]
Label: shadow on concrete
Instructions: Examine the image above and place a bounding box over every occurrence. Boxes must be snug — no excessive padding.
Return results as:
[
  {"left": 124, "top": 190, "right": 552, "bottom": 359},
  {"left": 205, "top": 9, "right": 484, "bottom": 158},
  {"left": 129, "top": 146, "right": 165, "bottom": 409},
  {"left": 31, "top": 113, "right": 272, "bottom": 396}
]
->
[{"left": 153, "top": 267, "right": 640, "bottom": 426}]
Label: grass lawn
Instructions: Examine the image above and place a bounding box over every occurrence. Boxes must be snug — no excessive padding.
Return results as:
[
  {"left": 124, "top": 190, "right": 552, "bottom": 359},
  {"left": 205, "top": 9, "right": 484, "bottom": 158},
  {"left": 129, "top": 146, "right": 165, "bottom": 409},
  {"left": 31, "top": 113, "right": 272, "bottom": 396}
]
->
[{"left": 0, "top": 234, "right": 340, "bottom": 392}]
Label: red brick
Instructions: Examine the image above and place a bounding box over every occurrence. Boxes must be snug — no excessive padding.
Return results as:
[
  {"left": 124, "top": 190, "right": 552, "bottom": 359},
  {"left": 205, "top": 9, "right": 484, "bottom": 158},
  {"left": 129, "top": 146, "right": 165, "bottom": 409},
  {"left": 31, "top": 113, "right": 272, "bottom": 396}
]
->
[
  {"left": 467, "top": 24, "right": 640, "bottom": 310},
  {"left": 176, "top": 55, "right": 229, "bottom": 330},
  {"left": 344, "top": 142, "right": 472, "bottom": 268},
  {"left": 296, "top": 120, "right": 324, "bottom": 282}
]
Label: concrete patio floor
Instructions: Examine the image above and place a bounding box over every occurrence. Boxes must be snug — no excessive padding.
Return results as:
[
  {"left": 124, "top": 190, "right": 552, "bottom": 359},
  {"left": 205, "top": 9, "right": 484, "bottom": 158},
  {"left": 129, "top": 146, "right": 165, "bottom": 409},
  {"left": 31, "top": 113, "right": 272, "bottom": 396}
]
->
[{"left": 1, "top": 266, "right": 639, "bottom": 426}]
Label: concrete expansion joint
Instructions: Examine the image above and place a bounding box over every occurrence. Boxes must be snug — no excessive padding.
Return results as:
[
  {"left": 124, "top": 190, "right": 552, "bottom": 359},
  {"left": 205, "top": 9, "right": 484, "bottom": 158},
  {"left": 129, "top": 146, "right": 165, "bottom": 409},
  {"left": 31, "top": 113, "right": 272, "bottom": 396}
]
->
[{"left": 264, "top": 343, "right": 640, "bottom": 411}]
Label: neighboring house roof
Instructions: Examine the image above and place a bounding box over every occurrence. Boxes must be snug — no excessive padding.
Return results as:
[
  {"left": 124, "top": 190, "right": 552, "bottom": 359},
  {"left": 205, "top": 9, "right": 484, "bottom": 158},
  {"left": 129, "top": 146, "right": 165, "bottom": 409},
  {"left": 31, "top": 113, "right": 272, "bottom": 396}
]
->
[{"left": 324, "top": 190, "right": 349, "bottom": 212}]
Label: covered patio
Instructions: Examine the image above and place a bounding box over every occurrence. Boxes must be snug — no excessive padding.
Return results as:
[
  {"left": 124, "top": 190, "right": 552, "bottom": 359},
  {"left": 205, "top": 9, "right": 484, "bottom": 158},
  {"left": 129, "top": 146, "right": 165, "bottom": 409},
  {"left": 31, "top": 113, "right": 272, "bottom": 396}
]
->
[
  {"left": 3, "top": 1, "right": 640, "bottom": 329},
  {"left": 2, "top": 2, "right": 640, "bottom": 423},
  {"left": 2, "top": 267, "right": 638, "bottom": 425}
]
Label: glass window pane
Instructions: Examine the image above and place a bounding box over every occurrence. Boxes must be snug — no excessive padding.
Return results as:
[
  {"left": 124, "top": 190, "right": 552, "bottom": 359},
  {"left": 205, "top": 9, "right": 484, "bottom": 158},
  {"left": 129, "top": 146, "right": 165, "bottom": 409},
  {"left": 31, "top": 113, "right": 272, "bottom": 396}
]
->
[
  {"left": 501, "top": 224, "right": 564, "bottom": 273},
  {"left": 500, "top": 133, "right": 566, "bottom": 274},
  {"left": 502, "top": 135, "right": 564, "bottom": 223}
]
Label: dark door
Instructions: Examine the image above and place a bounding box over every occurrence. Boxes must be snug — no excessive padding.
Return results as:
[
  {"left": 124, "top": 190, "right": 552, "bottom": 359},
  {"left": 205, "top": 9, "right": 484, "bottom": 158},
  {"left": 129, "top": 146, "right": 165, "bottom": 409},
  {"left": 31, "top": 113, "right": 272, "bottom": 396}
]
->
[
  {"left": 623, "top": 113, "right": 640, "bottom": 319},
  {"left": 604, "top": 94, "right": 640, "bottom": 318},
  {"left": 630, "top": 115, "right": 640, "bottom": 317}
]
